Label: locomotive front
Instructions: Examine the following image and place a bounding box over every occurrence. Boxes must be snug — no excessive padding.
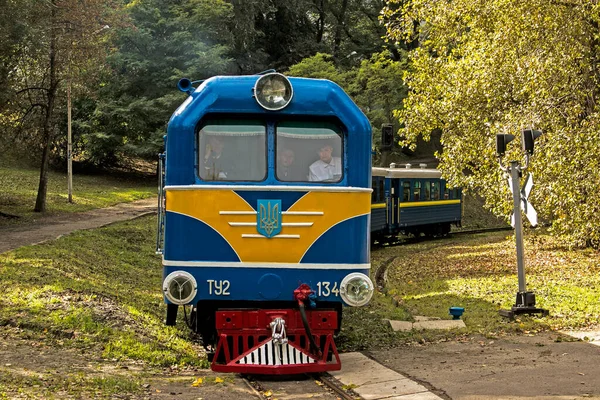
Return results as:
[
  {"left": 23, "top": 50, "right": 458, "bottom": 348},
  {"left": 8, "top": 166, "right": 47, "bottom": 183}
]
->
[{"left": 157, "top": 73, "right": 373, "bottom": 374}]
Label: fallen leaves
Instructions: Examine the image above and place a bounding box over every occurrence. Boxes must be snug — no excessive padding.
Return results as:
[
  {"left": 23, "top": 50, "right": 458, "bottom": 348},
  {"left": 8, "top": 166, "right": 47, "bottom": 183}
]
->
[
  {"left": 191, "top": 377, "right": 203, "bottom": 387},
  {"left": 191, "top": 376, "right": 225, "bottom": 387}
]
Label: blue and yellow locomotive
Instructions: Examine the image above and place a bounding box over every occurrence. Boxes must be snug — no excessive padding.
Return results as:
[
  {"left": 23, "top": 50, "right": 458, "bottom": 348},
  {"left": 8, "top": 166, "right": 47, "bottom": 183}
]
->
[{"left": 157, "top": 73, "right": 374, "bottom": 374}]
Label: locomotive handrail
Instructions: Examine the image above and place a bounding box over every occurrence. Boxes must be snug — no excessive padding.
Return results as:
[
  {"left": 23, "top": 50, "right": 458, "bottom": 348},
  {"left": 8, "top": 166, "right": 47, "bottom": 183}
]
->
[{"left": 156, "top": 153, "right": 166, "bottom": 255}]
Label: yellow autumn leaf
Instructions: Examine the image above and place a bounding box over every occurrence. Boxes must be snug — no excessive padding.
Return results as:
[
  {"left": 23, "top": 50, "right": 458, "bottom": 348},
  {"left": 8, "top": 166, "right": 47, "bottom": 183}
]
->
[
  {"left": 263, "top": 390, "right": 273, "bottom": 397},
  {"left": 214, "top": 377, "right": 224, "bottom": 384},
  {"left": 191, "top": 377, "right": 203, "bottom": 387}
]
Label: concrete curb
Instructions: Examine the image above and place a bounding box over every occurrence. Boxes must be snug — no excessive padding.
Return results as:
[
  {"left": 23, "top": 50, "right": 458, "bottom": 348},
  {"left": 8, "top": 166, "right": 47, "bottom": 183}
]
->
[{"left": 386, "top": 316, "right": 466, "bottom": 332}]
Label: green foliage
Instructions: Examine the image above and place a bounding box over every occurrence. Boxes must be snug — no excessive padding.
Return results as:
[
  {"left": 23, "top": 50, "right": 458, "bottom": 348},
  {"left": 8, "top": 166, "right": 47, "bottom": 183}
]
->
[
  {"left": 228, "top": 0, "right": 390, "bottom": 73},
  {"left": 86, "top": 0, "right": 235, "bottom": 165},
  {"left": 286, "top": 53, "right": 343, "bottom": 82},
  {"left": 383, "top": 0, "right": 600, "bottom": 248},
  {"left": 350, "top": 51, "right": 408, "bottom": 163}
]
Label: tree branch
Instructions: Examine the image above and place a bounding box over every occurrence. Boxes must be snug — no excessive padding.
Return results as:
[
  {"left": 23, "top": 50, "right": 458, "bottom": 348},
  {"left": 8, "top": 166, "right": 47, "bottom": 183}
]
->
[{"left": 15, "top": 87, "right": 49, "bottom": 95}]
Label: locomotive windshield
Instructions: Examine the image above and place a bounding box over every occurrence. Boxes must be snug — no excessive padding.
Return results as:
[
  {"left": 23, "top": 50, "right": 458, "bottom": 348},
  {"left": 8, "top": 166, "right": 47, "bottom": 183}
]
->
[
  {"left": 198, "top": 119, "right": 266, "bottom": 181},
  {"left": 276, "top": 121, "right": 343, "bottom": 183}
]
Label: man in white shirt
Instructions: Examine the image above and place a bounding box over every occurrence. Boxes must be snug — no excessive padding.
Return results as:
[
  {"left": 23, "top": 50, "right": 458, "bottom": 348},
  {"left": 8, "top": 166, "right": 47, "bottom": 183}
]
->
[{"left": 309, "top": 144, "right": 342, "bottom": 182}]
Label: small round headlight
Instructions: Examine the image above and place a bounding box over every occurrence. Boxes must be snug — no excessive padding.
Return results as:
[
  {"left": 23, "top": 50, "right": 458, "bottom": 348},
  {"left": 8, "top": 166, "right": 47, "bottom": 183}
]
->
[
  {"left": 254, "top": 73, "right": 293, "bottom": 110},
  {"left": 340, "top": 273, "right": 374, "bottom": 307},
  {"left": 163, "top": 271, "right": 197, "bottom": 305}
]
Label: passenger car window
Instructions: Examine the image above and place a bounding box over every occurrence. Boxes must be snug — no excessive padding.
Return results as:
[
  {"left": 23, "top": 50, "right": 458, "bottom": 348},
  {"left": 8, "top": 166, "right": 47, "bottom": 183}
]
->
[
  {"left": 403, "top": 181, "right": 410, "bottom": 201},
  {"left": 424, "top": 181, "right": 431, "bottom": 200},
  {"left": 413, "top": 181, "right": 421, "bottom": 201},
  {"left": 277, "top": 121, "right": 343, "bottom": 183},
  {"left": 198, "top": 120, "right": 266, "bottom": 181},
  {"left": 431, "top": 182, "right": 440, "bottom": 200}
]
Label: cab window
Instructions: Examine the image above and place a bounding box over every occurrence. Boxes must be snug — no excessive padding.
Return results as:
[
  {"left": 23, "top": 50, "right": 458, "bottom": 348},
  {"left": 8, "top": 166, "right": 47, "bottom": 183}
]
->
[
  {"left": 276, "top": 121, "right": 343, "bottom": 183},
  {"left": 198, "top": 120, "right": 266, "bottom": 181}
]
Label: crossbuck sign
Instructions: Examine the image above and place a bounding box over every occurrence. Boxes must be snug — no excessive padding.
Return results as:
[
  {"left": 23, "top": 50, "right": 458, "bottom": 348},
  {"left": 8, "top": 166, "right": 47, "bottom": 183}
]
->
[{"left": 508, "top": 173, "right": 537, "bottom": 228}]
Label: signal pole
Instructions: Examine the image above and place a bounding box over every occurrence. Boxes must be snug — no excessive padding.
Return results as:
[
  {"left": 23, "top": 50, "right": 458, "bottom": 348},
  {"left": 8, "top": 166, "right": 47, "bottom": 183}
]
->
[{"left": 496, "top": 129, "right": 549, "bottom": 319}]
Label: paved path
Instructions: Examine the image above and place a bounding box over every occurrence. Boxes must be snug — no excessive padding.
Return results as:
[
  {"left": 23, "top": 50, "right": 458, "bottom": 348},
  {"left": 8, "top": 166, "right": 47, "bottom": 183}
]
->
[
  {"left": 331, "top": 353, "right": 443, "bottom": 400},
  {"left": 0, "top": 197, "right": 157, "bottom": 254}
]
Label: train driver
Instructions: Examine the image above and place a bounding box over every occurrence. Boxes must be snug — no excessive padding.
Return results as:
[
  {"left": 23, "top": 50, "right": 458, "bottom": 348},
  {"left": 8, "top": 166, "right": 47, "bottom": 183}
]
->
[
  {"left": 202, "top": 136, "right": 233, "bottom": 180},
  {"left": 308, "top": 143, "right": 342, "bottom": 182}
]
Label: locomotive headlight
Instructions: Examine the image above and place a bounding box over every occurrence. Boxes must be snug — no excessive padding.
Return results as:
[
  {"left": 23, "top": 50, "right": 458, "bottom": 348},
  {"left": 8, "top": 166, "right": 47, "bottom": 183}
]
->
[
  {"left": 163, "top": 271, "right": 197, "bottom": 305},
  {"left": 254, "top": 73, "right": 293, "bottom": 110},
  {"left": 340, "top": 273, "right": 374, "bottom": 307}
]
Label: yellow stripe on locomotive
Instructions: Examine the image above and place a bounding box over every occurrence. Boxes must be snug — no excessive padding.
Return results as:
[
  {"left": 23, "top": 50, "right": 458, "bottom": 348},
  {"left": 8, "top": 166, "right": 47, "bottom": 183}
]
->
[{"left": 166, "top": 187, "right": 371, "bottom": 263}]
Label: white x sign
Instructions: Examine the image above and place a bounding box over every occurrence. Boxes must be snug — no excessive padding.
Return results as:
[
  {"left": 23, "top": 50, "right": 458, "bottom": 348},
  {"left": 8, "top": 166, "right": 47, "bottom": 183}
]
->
[{"left": 509, "top": 173, "right": 538, "bottom": 228}]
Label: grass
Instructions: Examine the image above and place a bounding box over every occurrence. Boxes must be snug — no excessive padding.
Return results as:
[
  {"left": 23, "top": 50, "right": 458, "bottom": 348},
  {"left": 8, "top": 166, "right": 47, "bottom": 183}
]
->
[
  {"left": 0, "top": 160, "right": 155, "bottom": 226},
  {"left": 0, "top": 216, "right": 207, "bottom": 398},
  {"left": 339, "top": 229, "right": 600, "bottom": 350}
]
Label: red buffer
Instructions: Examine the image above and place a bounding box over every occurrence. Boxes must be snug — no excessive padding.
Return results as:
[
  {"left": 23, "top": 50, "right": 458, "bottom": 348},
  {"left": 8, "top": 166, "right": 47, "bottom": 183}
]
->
[{"left": 211, "top": 309, "right": 341, "bottom": 374}]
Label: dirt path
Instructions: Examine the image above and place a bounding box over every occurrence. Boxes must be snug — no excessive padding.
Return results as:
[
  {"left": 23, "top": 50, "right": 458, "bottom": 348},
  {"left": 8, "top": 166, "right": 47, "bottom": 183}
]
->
[{"left": 0, "top": 197, "right": 158, "bottom": 254}]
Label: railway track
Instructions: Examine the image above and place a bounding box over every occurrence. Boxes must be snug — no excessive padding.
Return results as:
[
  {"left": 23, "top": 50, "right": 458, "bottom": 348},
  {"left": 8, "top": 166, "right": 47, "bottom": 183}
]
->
[
  {"left": 242, "top": 372, "right": 359, "bottom": 400},
  {"left": 373, "top": 226, "right": 511, "bottom": 248}
]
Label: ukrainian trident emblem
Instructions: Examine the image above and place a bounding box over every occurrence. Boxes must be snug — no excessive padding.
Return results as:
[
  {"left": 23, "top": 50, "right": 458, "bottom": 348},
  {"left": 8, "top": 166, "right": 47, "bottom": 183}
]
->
[{"left": 257, "top": 199, "right": 282, "bottom": 238}]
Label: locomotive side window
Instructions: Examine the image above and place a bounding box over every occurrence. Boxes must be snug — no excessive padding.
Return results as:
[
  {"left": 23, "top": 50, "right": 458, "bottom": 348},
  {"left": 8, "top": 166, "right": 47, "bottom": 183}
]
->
[
  {"left": 402, "top": 181, "right": 410, "bottom": 201},
  {"left": 413, "top": 181, "right": 421, "bottom": 201},
  {"left": 198, "top": 120, "right": 266, "bottom": 181},
  {"left": 424, "top": 181, "right": 431, "bottom": 200},
  {"left": 276, "top": 121, "right": 343, "bottom": 183}
]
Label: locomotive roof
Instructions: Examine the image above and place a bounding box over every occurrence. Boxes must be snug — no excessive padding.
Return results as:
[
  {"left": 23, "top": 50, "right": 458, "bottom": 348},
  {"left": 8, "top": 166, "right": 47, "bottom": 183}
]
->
[{"left": 170, "top": 75, "right": 371, "bottom": 137}]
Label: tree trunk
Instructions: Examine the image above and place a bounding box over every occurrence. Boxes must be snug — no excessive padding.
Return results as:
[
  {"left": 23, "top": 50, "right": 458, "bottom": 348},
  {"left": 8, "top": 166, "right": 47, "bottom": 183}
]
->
[
  {"left": 315, "top": 0, "right": 325, "bottom": 43},
  {"left": 332, "top": 0, "right": 348, "bottom": 59},
  {"left": 34, "top": 2, "right": 58, "bottom": 213}
]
